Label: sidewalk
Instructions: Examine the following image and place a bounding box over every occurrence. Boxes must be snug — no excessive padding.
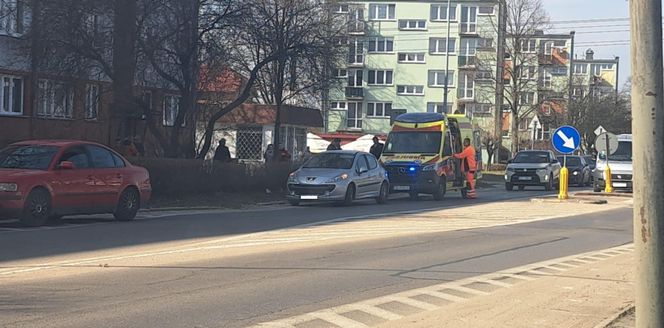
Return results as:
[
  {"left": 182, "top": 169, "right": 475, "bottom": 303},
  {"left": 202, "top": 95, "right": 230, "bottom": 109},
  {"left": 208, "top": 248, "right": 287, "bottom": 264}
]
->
[{"left": 379, "top": 250, "right": 635, "bottom": 328}]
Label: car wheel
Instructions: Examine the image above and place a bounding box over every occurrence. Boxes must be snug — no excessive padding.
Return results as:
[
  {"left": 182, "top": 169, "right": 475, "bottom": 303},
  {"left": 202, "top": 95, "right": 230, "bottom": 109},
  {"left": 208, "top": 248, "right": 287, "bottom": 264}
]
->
[
  {"left": 518, "top": 185, "right": 525, "bottom": 191},
  {"left": 505, "top": 183, "right": 514, "bottom": 191},
  {"left": 409, "top": 191, "right": 419, "bottom": 201},
  {"left": 289, "top": 199, "right": 300, "bottom": 206},
  {"left": 20, "top": 188, "right": 51, "bottom": 227},
  {"left": 376, "top": 182, "right": 389, "bottom": 204},
  {"left": 433, "top": 177, "right": 447, "bottom": 201},
  {"left": 545, "top": 175, "right": 553, "bottom": 191},
  {"left": 114, "top": 188, "right": 140, "bottom": 221},
  {"left": 343, "top": 184, "right": 356, "bottom": 206}
]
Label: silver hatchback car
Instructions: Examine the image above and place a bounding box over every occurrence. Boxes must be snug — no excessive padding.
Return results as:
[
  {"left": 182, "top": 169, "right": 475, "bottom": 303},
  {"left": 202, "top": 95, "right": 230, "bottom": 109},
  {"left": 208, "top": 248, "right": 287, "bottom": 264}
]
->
[{"left": 286, "top": 151, "right": 389, "bottom": 206}]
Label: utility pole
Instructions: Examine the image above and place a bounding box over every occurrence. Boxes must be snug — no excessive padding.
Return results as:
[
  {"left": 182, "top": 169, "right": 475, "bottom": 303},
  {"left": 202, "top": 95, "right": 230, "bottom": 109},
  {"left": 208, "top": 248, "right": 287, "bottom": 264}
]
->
[
  {"left": 442, "top": 0, "right": 452, "bottom": 114},
  {"left": 493, "top": 0, "right": 507, "bottom": 164},
  {"left": 630, "top": 0, "right": 664, "bottom": 327}
]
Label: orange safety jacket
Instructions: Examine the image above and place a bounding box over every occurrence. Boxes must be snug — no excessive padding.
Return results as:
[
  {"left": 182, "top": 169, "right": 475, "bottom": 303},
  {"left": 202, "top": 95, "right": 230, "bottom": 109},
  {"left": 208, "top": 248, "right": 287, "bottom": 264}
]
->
[{"left": 454, "top": 146, "right": 477, "bottom": 172}]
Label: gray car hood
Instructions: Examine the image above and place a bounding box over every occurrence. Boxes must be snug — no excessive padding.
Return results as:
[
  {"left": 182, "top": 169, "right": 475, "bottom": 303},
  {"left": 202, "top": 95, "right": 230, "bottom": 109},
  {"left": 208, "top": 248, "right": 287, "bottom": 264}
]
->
[
  {"left": 507, "top": 163, "right": 550, "bottom": 170},
  {"left": 293, "top": 168, "right": 350, "bottom": 184}
]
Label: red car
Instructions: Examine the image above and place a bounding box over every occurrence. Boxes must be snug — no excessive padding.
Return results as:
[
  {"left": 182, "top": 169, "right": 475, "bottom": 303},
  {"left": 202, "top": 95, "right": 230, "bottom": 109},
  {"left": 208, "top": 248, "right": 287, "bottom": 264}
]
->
[{"left": 0, "top": 140, "right": 151, "bottom": 227}]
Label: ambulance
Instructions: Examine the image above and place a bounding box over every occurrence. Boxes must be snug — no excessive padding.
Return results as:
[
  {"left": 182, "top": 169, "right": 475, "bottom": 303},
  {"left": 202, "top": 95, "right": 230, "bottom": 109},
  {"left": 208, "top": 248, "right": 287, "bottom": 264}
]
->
[{"left": 380, "top": 112, "right": 482, "bottom": 200}]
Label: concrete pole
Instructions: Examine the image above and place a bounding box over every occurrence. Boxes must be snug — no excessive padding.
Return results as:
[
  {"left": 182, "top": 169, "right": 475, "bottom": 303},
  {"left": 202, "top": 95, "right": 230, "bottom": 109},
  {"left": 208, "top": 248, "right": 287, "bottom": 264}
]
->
[
  {"left": 442, "top": 0, "right": 452, "bottom": 114},
  {"left": 493, "top": 0, "right": 507, "bottom": 164},
  {"left": 630, "top": 1, "right": 664, "bottom": 327}
]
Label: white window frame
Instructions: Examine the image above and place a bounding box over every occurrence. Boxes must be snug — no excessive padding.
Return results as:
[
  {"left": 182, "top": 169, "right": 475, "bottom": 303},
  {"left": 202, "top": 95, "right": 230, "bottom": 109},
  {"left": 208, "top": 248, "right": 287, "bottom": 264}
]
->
[
  {"left": 347, "top": 102, "right": 363, "bottom": 129},
  {"left": 476, "top": 70, "right": 492, "bottom": 81},
  {"left": 367, "top": 70, "right": 393, "bottom": 86},
  {"left": 368, "top": 4, "right": 395, "bottom": 21},
  {"left": 542, "top": 104, "right": 552, "bottom": 116},
  {"left": 459, "top": 73, "right": 474, "bottom": 99},
  {"left": 520, "top": 65, "right": 537, "bottom": 80},
  {"left": 37, "top": 80, "right": 74, "bottom": 119},
  {"left": 334, "top": 68, "right": 348, "bottom": 78},
  {"left": 590, "top": 64, "right": 603, "bottom": 76},
  {"left": 349, "top": 39, "right": 364, "bottom": 65},
  {"left": 398, "top": 19, "right": 426, "bottom": 30},
  {"left": 542, "top": 69, "right": 553, "bottom": 88},
  {"left": 574, "top": 64, "right": 588, "bottom": 75},
  {"left": 477, "top": 38, "right": 493, "bottom": 49},
  {"left": 460, "top": 6, "right": 478, "bottom": 34},
  {"left": 543, "top": 41, "right": 554, "bottom": 55},
  {"left": 397, "top": 85, "right": 424, "bottom": 96},
  {"left": 478, "top": 6, "right": 495, "bottom": 15},
  {"left": 427, "top": 102, "right": 453, "bottom": 114},
  {"left": 398, "top": 52, "right": 425, "bottom": 63},
  {"left": 552, "top": 66, "right": 568, "bottom": 75},
  {"left": 85, "top": 84, "right": 100, "bottom": 120},
  {"left": 520, "top": 40, "right": 537, "bottom": 53},
  {"left": 330, "top": 101, "right": 347, "bottom": 110},
  {"left": 428, "top": 70, "right": 454, "bottom": 88},
  {"left": 572, "top": 87, "right": 584, "bottom": 99},
  {"left": 163, "top": 94, "right": 184, "bottom": 127},
  {"left": 367, "top": 37, "right": 394, "bottom": 53},
  {"left": 429, "top": 37, "right": 456, "bottom": 54},
  {"left": 366, "top": 102, "right": 392, "bottom": 117},
  {"left": 332, "top": 4, "right": 348, "bottom": 14},
  {"left": 0, "top": 0, "right": 25, "bottom": 36},
  {"left": 430, "top": 4, "right": 456, "bottom": 21},
  {"left": 348, "top": 69, "right": 363, "bottom": 87},
  {"left": 519, "top": 92, "right": 535, "bottom": 106},
  {"left": 470, "top": 103, "right": 492, "bottom": 114},
  {"left": 0, "top": 75, "right": 23, "bottom": 116}
]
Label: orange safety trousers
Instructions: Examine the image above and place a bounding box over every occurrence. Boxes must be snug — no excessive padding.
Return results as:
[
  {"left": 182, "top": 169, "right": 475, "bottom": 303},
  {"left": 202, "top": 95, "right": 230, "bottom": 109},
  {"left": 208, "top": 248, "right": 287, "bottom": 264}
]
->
[{"left": 466, "top": 172, "right": 477, "bottom": 199}]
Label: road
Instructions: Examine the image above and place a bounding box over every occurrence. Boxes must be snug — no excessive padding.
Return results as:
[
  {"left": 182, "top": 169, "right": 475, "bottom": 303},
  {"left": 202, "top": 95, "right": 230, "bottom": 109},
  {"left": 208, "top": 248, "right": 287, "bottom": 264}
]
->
[{"left": 0, "top": 187, "right": 633, "bottom": 328}]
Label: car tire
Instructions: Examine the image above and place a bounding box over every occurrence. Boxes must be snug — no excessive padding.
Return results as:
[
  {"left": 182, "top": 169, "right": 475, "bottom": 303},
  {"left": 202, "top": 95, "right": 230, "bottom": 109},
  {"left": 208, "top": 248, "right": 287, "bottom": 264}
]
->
[
  {"left": 433, "top": 177, "right": 447, "bottom": 201},
  {"left": 343, "top": 184, "right": 356, "bottom": 206},
  {"left": 114, "top": 187, "right": 140, "bottom": 221},
  {"left": 505, "top": 183, "right": 514, "bottom": 191},
  {"left": 289, "top": 200, "right": 300, "bottom": 206},
  {"left": 20, "top": 188, "right": 51, "bottom": 227},
  {"left": 376, "top": 182, "right": 389, "bottom": 204},
  {"left": 409, "top": 191, "right": 419, "bottom": 201},
  {"left": 518, "top": 185, "right": 525, "bottom": 191},
  {"left": 544, "top": 175, "right": 553, "bottom": 191}
]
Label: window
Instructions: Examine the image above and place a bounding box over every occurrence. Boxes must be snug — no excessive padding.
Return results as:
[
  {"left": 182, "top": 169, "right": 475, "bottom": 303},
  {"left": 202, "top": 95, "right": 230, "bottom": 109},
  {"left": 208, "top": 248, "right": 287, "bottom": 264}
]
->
[
  {"left": 574, "top": 64, "right": 588, "bottom": 74},
  {"left": 459, "top": 73, "right": 474, "bottom": 99},
  {"left": 85, "top": 84, "right": 99, "bottom": 120},
  {"left": 541, "top": 69, "right": 553, "bottom": 88},
  {"left": 347, "top": 102, "right": 363, "bottom": 129},
  {"left": 399, "top": 19, "right": 426, "bottom": 30},
  {"left": 476, "top": 71, "right": 492, "bottom": 81},
  {"left": 58, "top": 147, "right": 91, "bottom": 169},
  {"left": 0, "top": 75, "right": 23, "bottom": 115},
  {"left": 519, "top": 92, "right": 535, "bottom": 106},
  {"left": 334, "top": 69, "right": 348, "bottom": 78},
  {"left": 469, "top": 103, "right": 492, "bottom": 114},
  {"left": 236, "top": 127, "right": 263, "bottom": 161},
  {"left": 520, "top": 40, "right": 537, "bottom": 53},
  {"left": 460, "top": 39, "right": 477, "bottom": 65},
  {"left": 368, "top": 4, "right": 395, "bottom": 20},
  {"left": 366, "top": 155, "right": 378, "bottom": 170},
  {"left": 332, "top": 4, "right": 348, "bottom": 14},
  {"left": 551, "top": 66, "right": 568, "bottom": 75},
  {"left": 430, "top": 4, "right": 456, "bottom": 21},
  {"left": 427, "top": 102, "right": 453, "bottom": 114},
  {"left": 601, "top": 63, "right": 614, "bottom": 70},
  {"left": 367, "top": 37, "right": 394, "bottom": 53},
  {"left": 429, "top": 37, "right": 456, "bottom": 54},
  {"left": 397, "top": 85, "right": 424, "bottom": 95},
  {"left": 348, "top": 69, "right": 363, "bottom": 87},
  {"left": 590, "top": 64, "right": 604, "bottom": 76},
  {"left": 111, "top": 152, "right": 126, "bottom": 167},
  {"left": 477, "top": 38, "right": 493, "bottom": 49},
  {"left": 367, "top": 70, "right": 393, "bottom": 85},
  {"left": 519, "top": 66, "right": 537, "bottom": 80},
  {"left": 367, "top": 102, "right": 391, "bottom": 117},
  {"left": 460, "top": 6, "right": 478, "bottom": 34},
  {"left": 542, "top": 104, "right": 552, "bottom": 116},
  {"left": 330, "top": 101, "right": 346, "bottom": 110},
  {"left": 38, "top": 80, "right": 74, "bottom": 119},
  {"left": 543, "top": 41, "right": 554, "bottom": 55},
  {"left": 398, "top": 52, "right": 425, "bottom": 63},
  {"left": 163, "top": 95, "right": 184, "bottom": 127},
  {"left": 87, "top": 146, "right": 117, "bottom": 169},
  {"left": 428, "top": 70, "right": 454, "bottom": 87},
  {"left": 357, "top": 155, "right": 369, "bottom": 172},
  {"left": 478, "top": 6, "right": 495, "bottom": 15},
  {"left": 518, "top": 119, "right": 529, "bottom": 131},
  {"left": 349, "top": 39, "right": 364, "bottom": 65},
  {"left": 572, "top": 87, "right": 584, "bottom": 99},
  {"left": 0, "top": 0, "right": 25, "bottom": 36}
]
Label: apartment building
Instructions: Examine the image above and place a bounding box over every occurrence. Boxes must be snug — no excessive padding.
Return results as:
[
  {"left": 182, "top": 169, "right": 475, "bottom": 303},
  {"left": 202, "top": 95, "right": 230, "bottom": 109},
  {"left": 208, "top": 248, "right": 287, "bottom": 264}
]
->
[
  {"left": 326, "top": 0, "right": 501, "bottom": 135},
  {"left": 571, "top": 49, "right": 620, "bottom": 100}
]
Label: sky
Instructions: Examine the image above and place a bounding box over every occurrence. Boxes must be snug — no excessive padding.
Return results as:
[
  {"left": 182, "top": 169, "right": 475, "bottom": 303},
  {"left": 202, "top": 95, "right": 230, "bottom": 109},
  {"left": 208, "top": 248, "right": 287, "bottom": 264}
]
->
[{"left": 543, "top": 0, "right": 631, "bottom": 88}]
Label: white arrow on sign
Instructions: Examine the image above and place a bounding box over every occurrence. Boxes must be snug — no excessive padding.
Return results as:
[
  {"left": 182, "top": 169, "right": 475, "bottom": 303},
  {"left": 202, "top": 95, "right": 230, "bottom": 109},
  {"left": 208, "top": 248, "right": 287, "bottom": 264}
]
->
[{"left": 557, "top": 130, "right": 576, "bottom": 149}]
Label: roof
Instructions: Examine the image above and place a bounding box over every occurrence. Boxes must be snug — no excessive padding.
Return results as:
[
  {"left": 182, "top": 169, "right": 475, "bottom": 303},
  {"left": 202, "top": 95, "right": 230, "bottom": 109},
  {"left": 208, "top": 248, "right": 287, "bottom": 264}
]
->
[
  {"left": 217, "top": 103, "right": 323, "bottom": 128},
  {"left": 11, "top": 140, "right": 102, "bottom": 147},
  {"left": 324, "top": 150, "right": 364, "bottom": 155},
  {"left": 395, "top": 112, "right": 446, "bottom": 124}
]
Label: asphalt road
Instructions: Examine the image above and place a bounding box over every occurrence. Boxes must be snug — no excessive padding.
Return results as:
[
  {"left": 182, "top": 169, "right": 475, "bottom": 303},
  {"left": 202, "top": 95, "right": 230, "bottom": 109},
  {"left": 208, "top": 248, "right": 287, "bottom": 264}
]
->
[{"left": 0, "top": 187, "right": 633, "bottom": 328}]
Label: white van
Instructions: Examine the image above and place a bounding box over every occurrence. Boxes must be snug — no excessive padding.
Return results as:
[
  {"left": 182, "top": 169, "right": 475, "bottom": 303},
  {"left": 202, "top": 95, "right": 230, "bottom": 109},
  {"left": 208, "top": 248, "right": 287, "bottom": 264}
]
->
[{"left": 593, "top": 134, "right": 632, "bottom": 192}]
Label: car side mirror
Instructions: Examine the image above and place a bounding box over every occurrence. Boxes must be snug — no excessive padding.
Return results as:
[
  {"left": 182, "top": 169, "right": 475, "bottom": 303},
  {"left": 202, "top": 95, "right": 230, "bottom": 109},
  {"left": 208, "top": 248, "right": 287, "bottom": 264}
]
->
[
  {"left": 551, "top": 159, "right": 558, "bottom": 164},
  {"left": 507, "top": 159, "right": 513, "bottom": 164},
  {"left": 58, "top": 161, "right": 75, "bottom": 170},
  {"left": 358, "top": 167, "right": 368, "bottom": 175}
]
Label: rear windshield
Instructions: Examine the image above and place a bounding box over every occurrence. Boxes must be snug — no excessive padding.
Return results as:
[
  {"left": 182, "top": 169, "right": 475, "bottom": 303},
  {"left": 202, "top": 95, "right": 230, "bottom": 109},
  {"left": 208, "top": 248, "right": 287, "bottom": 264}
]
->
[
  {"left": 0, "top": 145, "right": 59, "bottom": 170},
  {"left": 303, "top": 153, "right": 355, "bottom": 169},
  {"left": 514, "top": 152, "right": 550, "bottom": 164}
]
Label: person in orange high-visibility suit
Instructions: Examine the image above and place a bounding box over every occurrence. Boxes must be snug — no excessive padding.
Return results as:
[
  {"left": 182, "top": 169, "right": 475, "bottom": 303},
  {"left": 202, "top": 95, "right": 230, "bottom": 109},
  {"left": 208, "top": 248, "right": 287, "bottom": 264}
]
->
[{"left": 453, "top": 138, "right": 477, "bottom": 199}]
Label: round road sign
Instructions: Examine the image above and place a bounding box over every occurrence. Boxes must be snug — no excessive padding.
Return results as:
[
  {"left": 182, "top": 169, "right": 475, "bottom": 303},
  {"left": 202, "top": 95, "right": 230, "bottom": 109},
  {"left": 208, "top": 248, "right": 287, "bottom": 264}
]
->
[{"left": 595, "top": 132, "right": 619, "bottom": 155}]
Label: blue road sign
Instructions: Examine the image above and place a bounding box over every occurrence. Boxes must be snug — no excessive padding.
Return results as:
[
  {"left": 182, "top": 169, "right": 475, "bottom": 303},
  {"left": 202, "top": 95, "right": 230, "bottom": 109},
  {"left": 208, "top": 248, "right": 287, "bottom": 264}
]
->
[{"left": 552, "top": 125, "right": 581, "bottom": 154}]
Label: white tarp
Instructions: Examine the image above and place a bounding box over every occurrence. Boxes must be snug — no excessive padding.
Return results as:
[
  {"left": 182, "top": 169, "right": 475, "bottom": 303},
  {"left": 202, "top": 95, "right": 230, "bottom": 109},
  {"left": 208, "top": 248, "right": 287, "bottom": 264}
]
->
[
  {"left": 307, "top": 133, "right": 330, "bottom": 153},
  {"left": 342, "top": 134, "right": 375, "bottom": 152}
]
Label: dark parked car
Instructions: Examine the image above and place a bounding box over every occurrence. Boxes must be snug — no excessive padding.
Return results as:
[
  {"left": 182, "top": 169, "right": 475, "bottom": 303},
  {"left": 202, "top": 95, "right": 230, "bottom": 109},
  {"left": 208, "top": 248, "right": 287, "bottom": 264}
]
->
[
  {"left": 0, "top": 140, "right": 152, "bottom": 227},
  {"left": 557, "top": 155, "right": 592, "bottom": 187}
]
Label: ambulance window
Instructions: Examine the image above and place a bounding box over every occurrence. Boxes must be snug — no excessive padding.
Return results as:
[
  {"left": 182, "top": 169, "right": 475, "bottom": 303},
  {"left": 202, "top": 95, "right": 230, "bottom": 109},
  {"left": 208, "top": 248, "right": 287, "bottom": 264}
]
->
[{"left": 443, "top": 133, "right": 452, "bottom": 156}]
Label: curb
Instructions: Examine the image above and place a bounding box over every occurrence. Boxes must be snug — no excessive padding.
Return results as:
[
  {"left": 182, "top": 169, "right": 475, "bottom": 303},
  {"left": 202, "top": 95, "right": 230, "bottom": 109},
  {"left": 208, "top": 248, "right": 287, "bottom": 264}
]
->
[
  {"left": 593, "top": 304, "right": 634, "bottom": 328},
  {"left": 531, "top": 197, "right": 608, "bottom": 205},
  {"left": 574, "top": 192, "right": 633, "bottom": 198}
]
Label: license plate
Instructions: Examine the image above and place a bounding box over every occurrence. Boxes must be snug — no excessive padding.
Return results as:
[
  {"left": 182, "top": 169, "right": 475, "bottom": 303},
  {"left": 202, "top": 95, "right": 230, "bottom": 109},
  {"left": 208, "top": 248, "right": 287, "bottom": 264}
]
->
[
  {"left": 394, "top": 186, "right": 411, "bottom": 191},
  {"left": 300, "top": 195, "right": 318, "bottom": 200},
  {"left": 613, "top": 182, "right": 628, "bottom": 188},
  {"left": 518, "top": 176, "right": 532, "bottom": 181}
]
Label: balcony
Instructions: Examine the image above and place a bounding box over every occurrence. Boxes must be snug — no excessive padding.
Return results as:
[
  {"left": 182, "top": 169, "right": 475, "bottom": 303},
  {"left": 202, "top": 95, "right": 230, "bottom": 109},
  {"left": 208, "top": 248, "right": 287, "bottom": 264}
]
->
[
  {"left": 345, "top": 87, "right": 364, "bottom": 99},
  {"left": 458, "top": 56, "right": 477, "bottom": 69},
  {"left": 348, "top": 20, "right": 366, "bottom": 35}
]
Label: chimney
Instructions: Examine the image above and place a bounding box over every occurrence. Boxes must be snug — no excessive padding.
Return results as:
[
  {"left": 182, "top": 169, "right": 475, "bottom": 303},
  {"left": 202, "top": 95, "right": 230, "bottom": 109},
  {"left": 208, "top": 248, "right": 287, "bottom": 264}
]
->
[{"left": 586, "top": 49, "right": 594, "bottom": 60}]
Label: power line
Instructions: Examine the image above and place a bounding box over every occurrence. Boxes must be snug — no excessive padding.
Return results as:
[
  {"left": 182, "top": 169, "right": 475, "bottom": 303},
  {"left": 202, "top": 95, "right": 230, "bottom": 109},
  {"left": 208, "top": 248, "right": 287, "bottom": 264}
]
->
[{"left": 550, "top": 17, "right": 632, "bottom": 24}]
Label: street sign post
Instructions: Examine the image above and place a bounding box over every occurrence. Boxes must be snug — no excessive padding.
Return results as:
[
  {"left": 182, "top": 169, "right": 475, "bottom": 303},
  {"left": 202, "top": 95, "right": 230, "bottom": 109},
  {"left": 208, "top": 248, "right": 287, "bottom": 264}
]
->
[
  {"left": 529, "top": 116, "right": 541, "bottom": 150},
  {"left": 594, "top": 125, "right": 607, "bottom": 136},
  {"left": 595, "top": 132, "right": 619, "bottom": 193},
  {"left": 552, "top": 126, "right": 581, "bottom": 200}
]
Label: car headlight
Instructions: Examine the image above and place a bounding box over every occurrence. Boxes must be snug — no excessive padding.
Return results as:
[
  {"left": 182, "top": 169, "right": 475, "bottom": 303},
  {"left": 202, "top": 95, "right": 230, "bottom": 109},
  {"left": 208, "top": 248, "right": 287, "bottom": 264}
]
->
[
  {"left": 536, "top": 169, "right": 547, "bottom": 175},
  {"left": 0, "top": 183, "right": 18, "bottom": 192},
  {"left": 288, "top": 172, "right": 298, "bottom": 183},
  {"left": 506, "top": 167, "right": 515, "bottom": 172},
  {"left": 573, "top": 171, "right": 579, "bottom": 176},
  {"left": 325, "top": 173, "right": 349, "bottom": 183}
]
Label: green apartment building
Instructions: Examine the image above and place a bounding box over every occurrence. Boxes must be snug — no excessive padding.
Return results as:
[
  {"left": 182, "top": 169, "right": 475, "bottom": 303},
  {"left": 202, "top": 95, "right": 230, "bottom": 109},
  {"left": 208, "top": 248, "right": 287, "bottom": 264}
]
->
[{"left": 326, "top": 0, "right": 501, "bottom": 135}]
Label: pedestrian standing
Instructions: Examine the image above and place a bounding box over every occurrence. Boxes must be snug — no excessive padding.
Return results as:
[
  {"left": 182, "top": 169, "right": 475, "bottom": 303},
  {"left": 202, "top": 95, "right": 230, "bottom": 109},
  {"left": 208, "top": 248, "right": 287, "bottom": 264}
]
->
[
  {"left": 453, "top": 138, "right": 478, "bottom": 199},
  {"left": 213, "top": 139, "right": 232, "bottom": 162},
  {"left": 327, "top": 138, "right": 342, "bottom": 151},
  {"left": 370, "top": 136, "right": 384, "bottom": 159},
  {"left": 264, "top": 144, "right": 275, "bottom": 162}
]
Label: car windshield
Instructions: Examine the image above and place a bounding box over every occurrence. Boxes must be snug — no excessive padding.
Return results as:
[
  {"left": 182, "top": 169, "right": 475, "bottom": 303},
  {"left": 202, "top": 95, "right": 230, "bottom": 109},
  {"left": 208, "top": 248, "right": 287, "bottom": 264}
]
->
[
  {"left": 0, "top": 145, "right": 59, "bottom": 170},
  {"left": 599, "top": 141, "right": 632, "bottom": 162},
  {"left": 303, "top": 153, "right": 355, "bottom": 169},
  {"left": 513, "top": 152, "right": 550, "bottom": 164},
  {"left": 559, "top": 157, "right": 582, "bottom": 167},
  {"left": 384, "top": 132, "right": 442, "bottom": 154}
]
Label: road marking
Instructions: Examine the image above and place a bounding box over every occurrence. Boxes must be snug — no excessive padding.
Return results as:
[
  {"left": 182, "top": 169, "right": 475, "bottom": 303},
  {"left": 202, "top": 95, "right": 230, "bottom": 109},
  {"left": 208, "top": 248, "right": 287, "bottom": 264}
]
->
[{"left": 250, "top": 244, "right": 633, "bottom": 328}]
